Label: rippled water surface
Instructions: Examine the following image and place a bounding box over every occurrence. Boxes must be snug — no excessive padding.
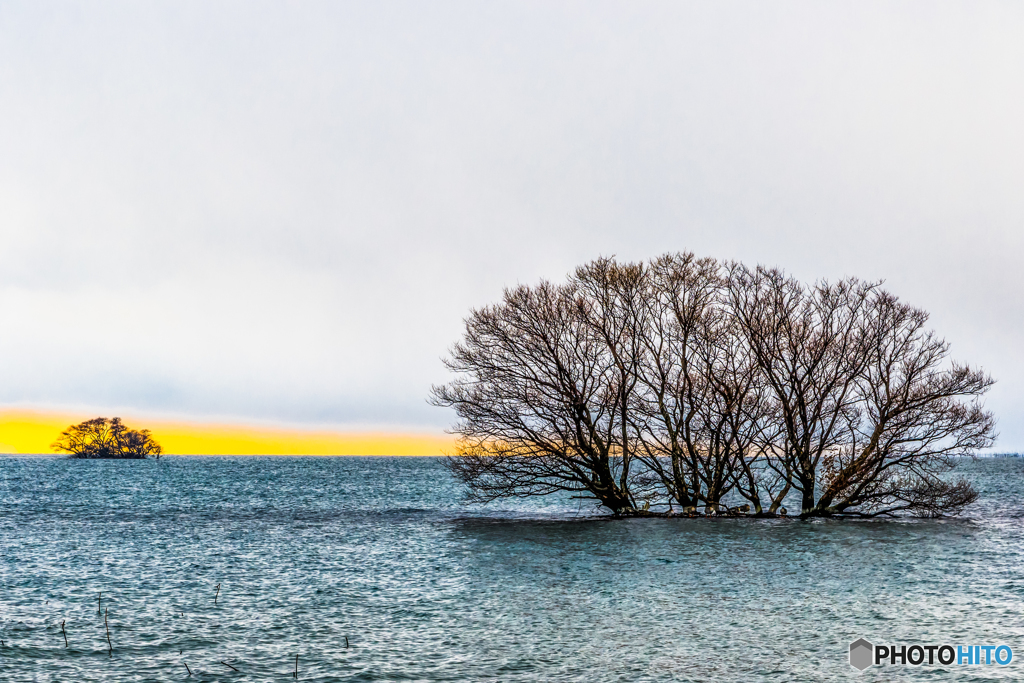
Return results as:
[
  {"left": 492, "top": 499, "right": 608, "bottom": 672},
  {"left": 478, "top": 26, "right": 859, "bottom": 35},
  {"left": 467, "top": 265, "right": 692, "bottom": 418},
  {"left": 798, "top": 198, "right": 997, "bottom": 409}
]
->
[{"left": 1, "top": 455, "right": 1023, "bottom": 682}]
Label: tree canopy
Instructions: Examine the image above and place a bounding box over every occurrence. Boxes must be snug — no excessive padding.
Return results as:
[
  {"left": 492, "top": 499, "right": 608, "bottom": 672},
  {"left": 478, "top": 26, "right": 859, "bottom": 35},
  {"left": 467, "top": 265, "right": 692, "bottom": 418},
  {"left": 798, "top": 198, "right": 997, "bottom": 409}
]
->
[
  {"left": 51, "top": 417, "right": 163, "bottom": 459},
  {"left": 432, "top": 253, "right": 995, "bottom": 518}
]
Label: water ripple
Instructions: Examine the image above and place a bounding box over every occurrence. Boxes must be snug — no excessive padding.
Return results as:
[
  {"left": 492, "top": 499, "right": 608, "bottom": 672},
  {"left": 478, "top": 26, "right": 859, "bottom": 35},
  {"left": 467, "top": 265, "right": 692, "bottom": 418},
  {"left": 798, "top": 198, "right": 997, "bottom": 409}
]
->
[{"left": 1, "top": 455, "right": 1022, "bottom": 681}]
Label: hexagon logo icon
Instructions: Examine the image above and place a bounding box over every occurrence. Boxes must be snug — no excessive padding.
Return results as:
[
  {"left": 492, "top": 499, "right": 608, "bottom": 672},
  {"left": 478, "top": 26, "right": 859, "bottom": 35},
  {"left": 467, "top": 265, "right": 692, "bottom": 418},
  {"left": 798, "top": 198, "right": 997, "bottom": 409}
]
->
[{"left": 850, "top": 638, "right": 873, "bottom": 671}]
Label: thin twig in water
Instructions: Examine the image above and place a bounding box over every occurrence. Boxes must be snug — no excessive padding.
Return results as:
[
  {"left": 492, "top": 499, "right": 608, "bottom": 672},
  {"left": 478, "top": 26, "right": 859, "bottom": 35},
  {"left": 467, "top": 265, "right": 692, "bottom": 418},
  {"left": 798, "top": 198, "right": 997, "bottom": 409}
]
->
[
  {"left": 61, "top": 620, "right": 68, "bottom": 647},
  {"left": 345, "top": 636, "right": 349, "bottom": 648},
  {"left": 214, "top": 584, "right": 220, "bottom": 604},
  {"left": 104, "top": 608, "right": 112, "bottom": 657},
  {"left": 184, "top": 662, "right": 192, "bottom": 676},
  {"left": 294, "top": 654, "right": 299, "bottom": 678},
  {"left": 221, "top": 661, "right": 239, "bottom": 672},
  {"left": 97, "top": 592, "right": 101, "bottom": 614}
]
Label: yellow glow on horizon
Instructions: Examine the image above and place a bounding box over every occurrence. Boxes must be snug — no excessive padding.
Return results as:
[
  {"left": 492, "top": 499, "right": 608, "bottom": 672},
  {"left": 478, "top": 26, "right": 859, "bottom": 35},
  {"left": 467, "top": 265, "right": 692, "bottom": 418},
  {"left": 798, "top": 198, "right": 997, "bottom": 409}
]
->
[{"left": 0, "top": 409, "right": 454, "bottom": 456}]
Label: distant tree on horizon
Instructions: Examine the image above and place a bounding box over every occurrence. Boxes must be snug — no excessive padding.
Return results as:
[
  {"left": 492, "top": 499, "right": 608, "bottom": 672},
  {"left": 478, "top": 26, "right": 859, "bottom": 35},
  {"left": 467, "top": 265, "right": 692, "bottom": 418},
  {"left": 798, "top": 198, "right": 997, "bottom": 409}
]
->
[
  {"left": 432, "top": 253, "right": 995, "bottom": 518},
  {"left": 51, "top": 417, "right": 163, "bottom": 459}
]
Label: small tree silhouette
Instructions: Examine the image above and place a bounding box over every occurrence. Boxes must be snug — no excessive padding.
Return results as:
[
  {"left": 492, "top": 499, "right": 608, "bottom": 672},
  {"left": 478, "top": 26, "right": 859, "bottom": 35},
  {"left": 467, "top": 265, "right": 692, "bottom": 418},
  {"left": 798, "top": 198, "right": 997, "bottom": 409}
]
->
[{"left": 51, "top": 417, "right": 163, "bottom": 459}]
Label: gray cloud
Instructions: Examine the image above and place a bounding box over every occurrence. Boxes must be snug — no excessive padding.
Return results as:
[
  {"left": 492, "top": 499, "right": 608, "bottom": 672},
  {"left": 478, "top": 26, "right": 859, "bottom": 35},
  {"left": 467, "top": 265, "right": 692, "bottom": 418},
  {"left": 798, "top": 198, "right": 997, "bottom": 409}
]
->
[{"left": 1, "top": 1, "right": 1022, "bottom": 445}]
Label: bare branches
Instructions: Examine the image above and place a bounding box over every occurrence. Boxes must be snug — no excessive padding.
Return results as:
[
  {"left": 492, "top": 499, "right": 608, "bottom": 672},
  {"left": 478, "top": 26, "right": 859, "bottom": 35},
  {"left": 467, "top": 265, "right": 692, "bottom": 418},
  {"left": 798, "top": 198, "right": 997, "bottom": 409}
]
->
[
  {"left": 811, "top": 292, "right": 995, "bottom": 516},
  {"left": 431, "top": 278, "right": 637, "bottom": 513},
  {"left": 434, "top": 253, "right": 995, "bottom": 518}
]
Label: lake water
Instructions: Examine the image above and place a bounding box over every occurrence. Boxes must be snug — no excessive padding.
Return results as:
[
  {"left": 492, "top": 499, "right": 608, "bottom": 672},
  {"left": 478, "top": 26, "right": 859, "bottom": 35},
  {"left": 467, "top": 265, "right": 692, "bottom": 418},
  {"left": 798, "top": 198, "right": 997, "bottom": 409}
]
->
[{"left": 1, "top": 455, "right": 1022, "bottom": 682}]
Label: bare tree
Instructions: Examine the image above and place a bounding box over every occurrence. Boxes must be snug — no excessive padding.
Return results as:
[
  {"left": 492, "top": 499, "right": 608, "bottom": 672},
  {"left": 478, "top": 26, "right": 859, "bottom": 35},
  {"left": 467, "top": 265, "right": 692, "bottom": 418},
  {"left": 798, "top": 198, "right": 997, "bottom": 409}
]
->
[
  {"left": 727, "top": 266, "right": 994, "bottom": 517},
  {"left": 620, "top": 254, "right": 784, "bottom": 515},
  {"left": 624, "top": 253, "right": 714, "bottom": 512},
  {"left": 726, "top": 266, "right": 876, "bottom": 515},
  {"left": 435, "top": 254, "right": 994, "bottom": 518},
  {"left": 572, "top": 258, "right": 650, "bottom": 509},
  {"left": 51, "top": 417, "right": 163, "bottom": 459},
  {"left": 431, "top": 279, "right": 639, "bottom": 513},
  {"left": 809, "top": 292, "right": 994, "bottom": 516}
]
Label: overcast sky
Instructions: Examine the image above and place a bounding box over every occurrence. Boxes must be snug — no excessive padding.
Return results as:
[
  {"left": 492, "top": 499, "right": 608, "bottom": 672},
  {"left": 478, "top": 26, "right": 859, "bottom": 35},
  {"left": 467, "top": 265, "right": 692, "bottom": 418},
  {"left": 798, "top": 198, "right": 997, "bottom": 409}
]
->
[{"left": 1, "top": 1, "right": 1022, "bottom": 446}]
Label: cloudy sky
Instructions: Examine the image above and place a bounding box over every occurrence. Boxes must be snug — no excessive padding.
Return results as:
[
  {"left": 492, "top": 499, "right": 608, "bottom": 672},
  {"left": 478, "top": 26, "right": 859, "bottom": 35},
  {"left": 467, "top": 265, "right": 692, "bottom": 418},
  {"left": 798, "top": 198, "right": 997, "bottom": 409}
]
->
[{"left": 1, "top": 1, "right": 1022, "bottom": 448}]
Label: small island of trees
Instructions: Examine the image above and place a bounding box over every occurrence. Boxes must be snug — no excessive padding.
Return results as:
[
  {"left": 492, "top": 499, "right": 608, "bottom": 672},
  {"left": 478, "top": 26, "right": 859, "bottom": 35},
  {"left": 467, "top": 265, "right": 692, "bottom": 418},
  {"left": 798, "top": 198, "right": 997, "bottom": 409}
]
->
[
  {"left": 432, "top": 253, "right": 995, "bottom": 518},
  {"left": 51, "top": 417, "right": 163, "bottom": 459}
]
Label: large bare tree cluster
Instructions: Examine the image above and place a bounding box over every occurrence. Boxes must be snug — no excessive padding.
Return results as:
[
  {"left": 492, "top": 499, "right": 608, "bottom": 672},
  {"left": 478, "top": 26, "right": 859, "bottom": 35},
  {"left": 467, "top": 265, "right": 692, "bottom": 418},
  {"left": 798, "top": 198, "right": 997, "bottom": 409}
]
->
[{"left": 432, "top": 254, "right": 995, "bottom": 518}]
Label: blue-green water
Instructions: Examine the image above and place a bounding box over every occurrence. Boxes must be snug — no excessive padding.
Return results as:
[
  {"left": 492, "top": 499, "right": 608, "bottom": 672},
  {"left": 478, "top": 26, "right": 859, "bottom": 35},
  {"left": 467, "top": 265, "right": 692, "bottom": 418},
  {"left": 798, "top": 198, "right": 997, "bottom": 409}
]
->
[{"left": 1, "top": 455, "right": 1022, "bottom": 682}]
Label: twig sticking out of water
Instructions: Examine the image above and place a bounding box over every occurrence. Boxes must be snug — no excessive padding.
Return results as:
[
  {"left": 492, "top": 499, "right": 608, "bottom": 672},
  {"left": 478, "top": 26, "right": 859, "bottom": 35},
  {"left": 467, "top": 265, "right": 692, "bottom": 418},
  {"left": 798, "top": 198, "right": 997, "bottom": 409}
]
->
[
  {"left": 61, "top": 620, "right": 68, "bottom": 647},
  {"left": 214, "top": 584, "right": 220, "bottom": 605},
  {"left": 97, "top": 592, "right": 101, "bottom": 614},
  {"left": 294, "top": 654, "right": 299, "bottom": 679},
  {"left": 184, "top": 662, "right": 192, "bottom": 676},
  {"left": 345, "top": 636, "right": 349, "bottom": 648},
  {"left": 221, "top": 661, "right": 239, "bottom": 672},
  {"left": 104, "top": 608, "right": 112, "bottom": 657}
]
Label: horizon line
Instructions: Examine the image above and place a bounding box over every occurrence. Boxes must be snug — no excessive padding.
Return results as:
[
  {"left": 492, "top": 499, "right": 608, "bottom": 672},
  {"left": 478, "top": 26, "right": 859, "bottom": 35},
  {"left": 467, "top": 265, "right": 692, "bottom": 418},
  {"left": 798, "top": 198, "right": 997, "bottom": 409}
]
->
[{"left": 0, "top": 408, "right": 455, "bottom": 456}]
